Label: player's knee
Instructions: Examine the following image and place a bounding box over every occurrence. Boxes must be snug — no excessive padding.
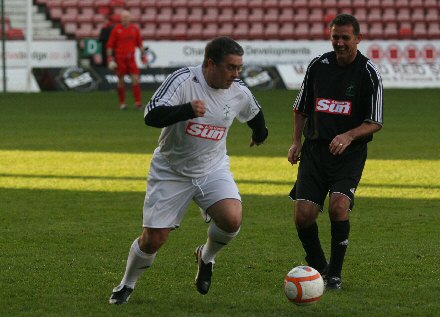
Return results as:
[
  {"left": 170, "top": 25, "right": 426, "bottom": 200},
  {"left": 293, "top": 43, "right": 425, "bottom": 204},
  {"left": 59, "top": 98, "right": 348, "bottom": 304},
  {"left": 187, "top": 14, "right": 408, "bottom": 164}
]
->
[{"left": 139, "top": 228, "right": 170, "bottom": 253}]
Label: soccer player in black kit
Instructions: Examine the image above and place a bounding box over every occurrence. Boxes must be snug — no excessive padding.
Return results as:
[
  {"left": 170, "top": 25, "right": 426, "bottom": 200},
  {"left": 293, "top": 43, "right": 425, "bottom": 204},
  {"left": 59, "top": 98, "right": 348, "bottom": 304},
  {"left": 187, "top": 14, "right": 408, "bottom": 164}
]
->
[{"left": 287, "top": 14, "right": 384, "bottom": 289}]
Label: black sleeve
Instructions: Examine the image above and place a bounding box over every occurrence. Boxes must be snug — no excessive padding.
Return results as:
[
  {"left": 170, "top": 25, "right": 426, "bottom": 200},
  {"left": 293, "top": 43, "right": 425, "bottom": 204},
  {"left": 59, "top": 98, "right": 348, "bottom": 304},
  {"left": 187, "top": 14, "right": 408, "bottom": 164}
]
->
[
  {"left": 144, "top": 103, "right": 197, "bottom": 128},
  {"left": 246, "top": 110, "right": 268, "bottom": 143}
]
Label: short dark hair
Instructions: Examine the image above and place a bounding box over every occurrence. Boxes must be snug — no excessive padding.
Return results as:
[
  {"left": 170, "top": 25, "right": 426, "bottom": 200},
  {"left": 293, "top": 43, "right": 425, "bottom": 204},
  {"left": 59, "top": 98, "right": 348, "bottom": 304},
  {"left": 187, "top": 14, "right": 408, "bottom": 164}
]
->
[
  {"left": 203, "top": 37, "right": 244, "bottom": 67},
  {"left": 330, "top": 14, "right": 360, "bottom": 35}
]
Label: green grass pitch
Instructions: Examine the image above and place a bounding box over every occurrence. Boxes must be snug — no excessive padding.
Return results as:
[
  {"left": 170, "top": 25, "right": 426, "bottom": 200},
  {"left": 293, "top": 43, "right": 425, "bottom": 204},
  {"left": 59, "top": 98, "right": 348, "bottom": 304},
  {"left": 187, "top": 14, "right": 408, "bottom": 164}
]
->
[{"left": 1, "top": 89, "right": 439, "bottom": 316}]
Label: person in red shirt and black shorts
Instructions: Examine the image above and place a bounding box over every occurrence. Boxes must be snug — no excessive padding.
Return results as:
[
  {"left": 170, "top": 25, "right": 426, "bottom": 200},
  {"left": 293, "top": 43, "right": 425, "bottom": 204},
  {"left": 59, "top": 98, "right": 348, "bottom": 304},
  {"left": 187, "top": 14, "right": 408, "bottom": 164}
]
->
[{"left": 107, "top": 10, "right": 147, "bottom": 110}]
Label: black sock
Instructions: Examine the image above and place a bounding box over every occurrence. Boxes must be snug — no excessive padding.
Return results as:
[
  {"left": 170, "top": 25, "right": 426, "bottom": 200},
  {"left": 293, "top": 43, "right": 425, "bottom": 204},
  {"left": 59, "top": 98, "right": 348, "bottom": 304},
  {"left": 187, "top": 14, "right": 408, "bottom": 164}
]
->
[
  {"left": 329, "top": 220, "right": 350, "bottom": 277},
  {"left": 297, "top": 222, "right": 327, "bottom": 273}
]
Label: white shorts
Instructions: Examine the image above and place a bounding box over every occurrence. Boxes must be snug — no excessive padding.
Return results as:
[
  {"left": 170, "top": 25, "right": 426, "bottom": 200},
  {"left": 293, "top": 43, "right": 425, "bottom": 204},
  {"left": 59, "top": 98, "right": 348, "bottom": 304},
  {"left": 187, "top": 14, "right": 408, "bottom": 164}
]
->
[{"left": 143, "top": 152, "right": 241, "bottom": 228}]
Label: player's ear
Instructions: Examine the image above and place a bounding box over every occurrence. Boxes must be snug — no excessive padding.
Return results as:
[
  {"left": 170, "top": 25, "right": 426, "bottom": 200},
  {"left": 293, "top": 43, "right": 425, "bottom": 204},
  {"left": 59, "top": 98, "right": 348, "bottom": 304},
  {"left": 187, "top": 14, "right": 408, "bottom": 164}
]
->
[{"left": 356, "top": 33, "right": 363, "bottom": 44}]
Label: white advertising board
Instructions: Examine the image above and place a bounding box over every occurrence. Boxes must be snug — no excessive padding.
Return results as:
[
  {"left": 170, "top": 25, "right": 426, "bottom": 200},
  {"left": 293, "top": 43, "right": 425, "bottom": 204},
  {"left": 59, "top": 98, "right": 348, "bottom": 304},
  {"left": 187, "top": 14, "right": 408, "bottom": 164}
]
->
[
  {"left": 145, "top": 40, "right": 440, "bottom": 89},
  {"left": 0, "top": 41, "right": 77, "bottom": 67}
]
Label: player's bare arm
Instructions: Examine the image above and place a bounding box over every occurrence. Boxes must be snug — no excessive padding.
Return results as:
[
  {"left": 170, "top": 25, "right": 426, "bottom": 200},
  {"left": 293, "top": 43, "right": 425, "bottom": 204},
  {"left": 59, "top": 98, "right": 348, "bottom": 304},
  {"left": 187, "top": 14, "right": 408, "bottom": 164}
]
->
[
  {"left": 288, "top": 111, "right": 307, "bottom": 165},
  {"left": 329, "top": 121, "right": 382, "bottom": 155}
]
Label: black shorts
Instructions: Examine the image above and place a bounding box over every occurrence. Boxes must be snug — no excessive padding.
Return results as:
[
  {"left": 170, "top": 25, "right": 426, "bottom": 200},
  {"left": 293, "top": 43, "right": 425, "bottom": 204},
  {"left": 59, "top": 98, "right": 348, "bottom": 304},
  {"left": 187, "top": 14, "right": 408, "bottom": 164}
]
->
[{"left": 289, "top": 140, "right": 367, "bottom": 211}]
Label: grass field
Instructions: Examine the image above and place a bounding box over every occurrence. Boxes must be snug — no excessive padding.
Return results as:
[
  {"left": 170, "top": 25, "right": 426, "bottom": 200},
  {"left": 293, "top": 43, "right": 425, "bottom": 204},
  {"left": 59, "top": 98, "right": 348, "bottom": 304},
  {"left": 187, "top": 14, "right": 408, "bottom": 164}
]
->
[{"left": 1, "top": 89, "right": 439, "bottom": 317}]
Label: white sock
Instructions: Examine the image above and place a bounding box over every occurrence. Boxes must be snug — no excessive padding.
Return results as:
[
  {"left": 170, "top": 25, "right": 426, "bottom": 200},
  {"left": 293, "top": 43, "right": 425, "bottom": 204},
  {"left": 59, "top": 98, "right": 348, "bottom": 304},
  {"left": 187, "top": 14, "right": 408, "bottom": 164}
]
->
[
  {"left": 120, "top": 238, "right": 157, "bottom": 289},
  {"left": 201, "top": 222, "right": 240, "bottom": 264}
]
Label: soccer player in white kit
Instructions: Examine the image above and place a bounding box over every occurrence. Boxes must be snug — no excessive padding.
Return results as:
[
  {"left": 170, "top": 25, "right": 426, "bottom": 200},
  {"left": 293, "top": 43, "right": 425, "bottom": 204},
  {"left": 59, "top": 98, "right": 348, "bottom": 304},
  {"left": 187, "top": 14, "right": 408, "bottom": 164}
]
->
[{"left": 109, "top": 37, "right": 269, "bottom": 304}]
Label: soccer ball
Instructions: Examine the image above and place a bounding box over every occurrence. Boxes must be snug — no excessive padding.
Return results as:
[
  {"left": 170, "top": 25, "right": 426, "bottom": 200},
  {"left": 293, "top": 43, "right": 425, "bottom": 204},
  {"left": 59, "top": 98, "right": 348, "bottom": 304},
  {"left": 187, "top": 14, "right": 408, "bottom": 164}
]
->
[{"left": 284, "top": 266, "right": 324, "bottom": 305}]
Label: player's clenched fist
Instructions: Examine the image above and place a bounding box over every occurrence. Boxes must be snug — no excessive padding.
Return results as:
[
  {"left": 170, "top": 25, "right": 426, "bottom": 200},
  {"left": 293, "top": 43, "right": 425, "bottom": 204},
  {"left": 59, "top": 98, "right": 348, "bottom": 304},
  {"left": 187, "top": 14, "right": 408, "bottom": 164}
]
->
[{"left": 191, "top": 100, "right": 206, "bottom": 117}]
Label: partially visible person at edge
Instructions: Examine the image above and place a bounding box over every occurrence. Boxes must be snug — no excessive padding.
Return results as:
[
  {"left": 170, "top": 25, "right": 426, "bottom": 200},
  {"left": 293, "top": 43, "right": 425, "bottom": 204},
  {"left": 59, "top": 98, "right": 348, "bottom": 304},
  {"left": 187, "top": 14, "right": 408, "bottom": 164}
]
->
[
  {"left": 108, "top": 36, "right": 269, "bottom": 305},
  {"left": 107, "top": 10, "right": 147, "bottom": 110},
  {"left": 98, "top": 15, "right": 113, "bottom": 67},
  {"left": 287, "top": 14, "right": 383, "bottom": 290}
]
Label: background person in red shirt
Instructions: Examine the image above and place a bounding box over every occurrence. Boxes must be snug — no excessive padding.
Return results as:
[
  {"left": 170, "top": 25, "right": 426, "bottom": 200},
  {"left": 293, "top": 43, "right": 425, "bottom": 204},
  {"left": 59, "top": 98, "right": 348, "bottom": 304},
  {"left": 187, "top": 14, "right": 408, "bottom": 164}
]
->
[{"left": 107, "top": 10, "right": 147, "bottom": 110}]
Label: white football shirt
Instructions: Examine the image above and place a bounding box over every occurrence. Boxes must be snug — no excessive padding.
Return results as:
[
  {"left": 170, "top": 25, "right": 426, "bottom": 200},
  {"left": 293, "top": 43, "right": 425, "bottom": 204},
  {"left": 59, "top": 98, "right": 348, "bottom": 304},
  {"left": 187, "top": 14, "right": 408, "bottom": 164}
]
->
[{"left": 145, "top": 65, "right": 262, "bottom": 178}]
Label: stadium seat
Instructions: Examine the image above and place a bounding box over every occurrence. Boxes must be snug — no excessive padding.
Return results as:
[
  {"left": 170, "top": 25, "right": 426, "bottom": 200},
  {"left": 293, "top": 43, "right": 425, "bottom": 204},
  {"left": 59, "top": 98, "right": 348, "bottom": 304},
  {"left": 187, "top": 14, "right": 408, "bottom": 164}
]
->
[
  {"left": 233, "top": 8, "right": 249, "bottom": 23},
  {"left": 352, "top": 0, "right": 367, "bottom": 9},
  {"left": 425, "top": 9, "right": 439, "bottom": 22},
  {"left": 337, "top": 0, "right": 352, "bottom": 9},
  {"left": 141, "top": 8, "right": 157, "bottom": 23},
  {"left": 202, "top": 22, "right": 219, "bottom": 39},
  {"left": 413, "top": 22, "right": 427, "bottom": 39},
  {"left": 427, "top": 22, "right": 440, "bottom": 39},
  {"left": 409, "top": 0, "right": 424, "bottom": 9},
  {"left": 232, "top": 0, "right": 249, "bottom": 9},
  {"left": 139, "top": 0, "right": 156, "bottom": 10},
  {"left": 381, "top": 0, "right": 396, "bottom": 9},
  {"left": 217, "top": 23, "right": 233, "bottom": 37},
  {"left": 232, "top": 22, "right": 249, "bottom": 39},
  {"left": 293, "top": 8, "right": 309, "bottom": 23},
  {"left": 308, "top": 0, "right": 323, "bottom": 9},
  {"left": 141, "top": 22, "right": 156, "bottom": 39},
  {"left": 76, "top": 23, "right": 93, "bottom": 39},
  {"left": 125, "top": 0, "right": 141, "bottom": 8},
  {"left": 279, "top": 8, "right": 294, "bottom": 23},
  {"left": 186, "top": 22, "right": 203, "bottom": 39},
  {"left": 367, "top": 8, "right": 382, "bottom": 23},
  {"left": 384, "top": 22, "right": 399, "bottom": 38},
  {"left": 187, "top": 0, "right": 204, "bottom": 8},
  {"left": 353, "top": 8, "right": 367, "bottom": 22},
  {"left": 171, "top": 22, "right": 188, "bottom": 40},
  {"left": 7, "top": 28, "right": 25, "bottom": 40},
  {"left": 309, "top": 8, "right": 324, "bottom": 23},
  {"left": 156, "top": 8, "right": 172, "bottom": 23},
  {"left": 368, "top": 22, "right": 384, "bottom": 39},
  {"left": 366, "top": 0, "right": 382, "bottom": 9},
  {"left": 424, "top": 0, "right": 438, "bottom": 9},
  {"left": 64, "top": 22, "right": 77, "bottom": 35},
  {"left": 291, "top": 0, "right": 308, "bottom": 9},
  {"left": 202, "top": 7, "right": 219, "bottom": 23},
  {"left": 218, "top": 8, "right": 234, "bottom": 23},
  {"left": 394, "top": 0, "right": 409, "bottom": 8},
  {"left": 263, "top": 8, "right": 279, "bottom": 23},
  {"left": 264, "top": 22, "right": 280, "bottom": 39},
  {"left": 382, "top": 8, "right": 397, "bottom": 23},
  {"left": 398, "top": 22, "right": 412, "bottom": 38},
  {"left": 309, "top": 22, "right": 325, "bottom": 39},
  {"left": 279, "top": 22, "right": 295, "bottom": 39},
  {"left": 248, "top": 23, "right": 264, "bottom": 40},
  {"left": 249, "top": 8, "right": 264, "bottom": 23},
  {"left": 188, "top": 7, "right": 203, "bottom": 23},
  {"left": 172, "top": 0, "right": 188, "bottom": 8},
  {"left": 323, "top": 8, "right": 338, "bottom": 24},
  {"left": 172, "top": 7, "right": 189, "bottom": 23},
  {"left": 396, "top": 8, "right": 411, "bottom": 23},
  {"left": 155, "top": 23, "right": 172, "bottom": 40},
  {"left": 294, "top": 24, "right": 310, "bottom": 39},
  {"left": 411, "top": 8, "right": 426, "bottom": 22},
  {"left": 262, "top": 0, "right": 278, "bottom": 9}
]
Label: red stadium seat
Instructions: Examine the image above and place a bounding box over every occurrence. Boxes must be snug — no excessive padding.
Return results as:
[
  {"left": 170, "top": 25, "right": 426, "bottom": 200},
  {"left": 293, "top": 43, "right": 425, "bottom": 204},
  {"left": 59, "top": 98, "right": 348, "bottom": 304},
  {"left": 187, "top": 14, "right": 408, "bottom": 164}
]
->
[
  {"left": 155, "top": 23, "right": 172, "bottom": 40},
  {"left": 308, "top": 0, "right": 323, "bottom": 9},
  {"left": 249, "top": 8, "right": 264, "bottom": 23},
  {"left": 368, "top": 22, "right": 384, "bottom": 39},
  {"left": 411, "top": 8, "right": 425, "bottom": 22},
  {"left": 384, "top": 22, "right": 399, "bottom": 38},
  {"left": 232, "top": 0, "right": 249, "bottom": 9},
  {"left": 64, "top": 22, "right": 77, "bottom": 35},
  {"left": 424, "top": 0, "right": 438, "bottom": 9},
  {"left": 425, "top": 9, "right": 439, "bottom": 22},
  {"left": 409, "top": 0, "right": 424, "bottom": 9},
  {"left": 293, "top": 8, "right": 309, "bottom": 23},
  {"left": 367, "top": 8, "right": 382, "bottom": 23},
  {"left": 232, "top": 22, "right": 249, "bottom": 39},
  {"left": 353, "top": 8, "right": 367, "bottom": 22},
  {"left": 78, "top": 0, "right": 94, "bottom": 9},
  {"left": 291, "top": 0, "right": 307, "bottom": 9},
  {"left": 217, "top": 23, "right": 233, "bottom": 37},
  {"left": 381, "top": 0, "right": 396, "bottom": 9},
  {"left": 233, "top": 8, "right": 249, "bottom": 23},
  {"left": 263, "top": 8, "right": 279, "bottom": 23},
  {"left": 186, "top": 23, "right": 203, "bottom": 39},
  {"left": 141, "top": 8, "right": 157, "bottom": 23},
  {"left": 49, "top": 7, "right": 63, "bottom": 20},
  {"left": 172, "top": 0, "right": 188, "bottom": 8},
  {"left": 309, "top": 22, "right": 325, "bottom": 39},
  {"left": 172, "top": 7, "right": 189, "bottom": 23},
  {"left": 413, "top": 22, "right": 427, "bottom": 39},
  {"left": 262, "top": 0, "right": 278, "bottom": 9},
  {"left": 188, "top": 7, "right": 203, "bottom": 23},
  {"left": 264, "top": 22, "right": 280, "bottom": 39},
  {"left": 337, "top": 0, "right": 352, "bottom": 9},
  {"left": 141, "top": 23, "right": 156, "bottom": 39},
  {"left": 427, "top": 22, "right": 440, "bottom": 39},
  {"left": 309, "top": 8, "right": 324, "bottom": 23},
  {"left": 218, "top": 8, "right": 234, "bottom": 23},
  {"left": 279, "top": 22, "right": 295, "bottom": 39},
  {"left": 171, "top": 23, "right": 188, "bottom": 40},
  {"left": 156, "top": 8, "right": 172, "bottom": 23},
  {"left": 396, "top": 8, "right": 411, "bottom": 23},
  {"left": 202, "top": 23, "right": 219, "bottom": 39},
  {"left": 294, "top": 24, "right": 310, "bottom": 39},
  {"left": 202, "top": 7, "right": 219, "bottom": 23},
  {"left": 394, "top": 0, "right": 409, "bottom": 8},
  {"left": 279, "top": 8, "right": 294, "bottom": 23},
  {"left": 248, "top": 23, "right": 264, "bottom": 40},
  {"left": 382, "top": 8, "right": 397, "bottom": 23}
]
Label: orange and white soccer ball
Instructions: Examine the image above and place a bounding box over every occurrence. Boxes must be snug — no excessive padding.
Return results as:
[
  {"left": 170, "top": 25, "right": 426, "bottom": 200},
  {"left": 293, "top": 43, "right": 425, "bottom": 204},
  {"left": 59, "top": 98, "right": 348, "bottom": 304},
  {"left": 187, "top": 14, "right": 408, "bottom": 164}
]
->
[{"left": 284, "top": 266, "right": 324, "bottom": 305}]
